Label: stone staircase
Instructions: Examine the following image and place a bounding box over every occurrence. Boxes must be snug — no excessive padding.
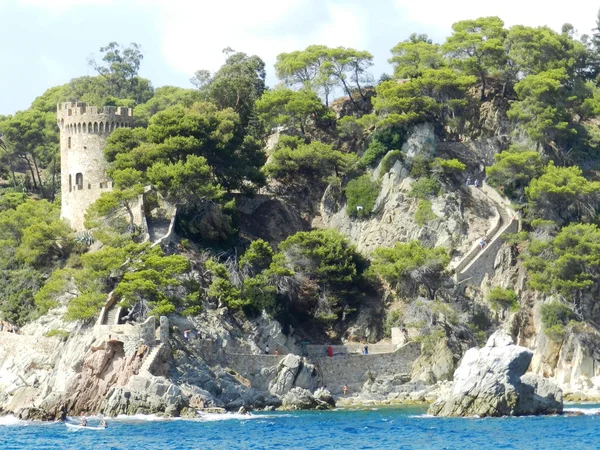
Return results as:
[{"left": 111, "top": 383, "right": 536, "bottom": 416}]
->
[
  {"left": 454, "top": 185, "right": 519, "bottom": 287},
  {"left": 103, "top": 303, "right": 119, "bottom": 326},
  {"left": 140, "top": 342, "right": 163, "bottom": 375}
]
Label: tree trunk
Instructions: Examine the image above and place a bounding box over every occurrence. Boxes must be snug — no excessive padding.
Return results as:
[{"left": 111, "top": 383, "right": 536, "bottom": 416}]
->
[
  {"left": 340, "top": 77, "right": 356, "bottom": 105},
  {"left": 31, "top": 153, "right": 46, "bottom": 198},
  {"left": 22, "top": 155, "right": 39, "bottom": 191}
]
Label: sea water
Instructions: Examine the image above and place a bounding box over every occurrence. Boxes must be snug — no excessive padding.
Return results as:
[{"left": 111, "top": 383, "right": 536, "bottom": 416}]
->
[{"left": 0, "top": 404, "right": 598, "bottom": 449}]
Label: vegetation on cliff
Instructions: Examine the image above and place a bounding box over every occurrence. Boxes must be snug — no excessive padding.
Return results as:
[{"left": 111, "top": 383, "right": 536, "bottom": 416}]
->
[{"left": 3, "top": 11, "right": 600, "bottom": 346}]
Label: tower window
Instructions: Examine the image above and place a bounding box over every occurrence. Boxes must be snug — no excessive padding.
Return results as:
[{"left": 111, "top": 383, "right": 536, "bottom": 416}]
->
[
  {"left": 69, "top": 174, "right": 72, "bottom": 192},
  {"left": 67, "top": 137, "right": 71, "bottom": 149},
  {"left": 75, "top": 173, "right": 83, "bottom": 190}
]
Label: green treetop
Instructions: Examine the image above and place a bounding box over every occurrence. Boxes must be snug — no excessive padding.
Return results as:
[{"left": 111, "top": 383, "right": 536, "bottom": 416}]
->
[
  {"left": 389, "top": 33, "right": 445, "bottom": 79},
  {"left": 442, "top": 16, "right": 507, "bottom": 99}
]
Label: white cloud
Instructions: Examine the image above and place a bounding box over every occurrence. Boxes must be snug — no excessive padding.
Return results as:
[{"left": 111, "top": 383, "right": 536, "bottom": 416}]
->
[
  {"left": 156, "top": 0, "right": 370, "bottom": 77},
  {"left": 394, "top": 0, "right": 598, "bottom": 37}
]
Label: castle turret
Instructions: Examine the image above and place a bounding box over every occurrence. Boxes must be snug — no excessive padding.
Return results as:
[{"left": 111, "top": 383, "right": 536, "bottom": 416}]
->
[{"left": 57, "top": 102, "right": 133, "bottom": 231}]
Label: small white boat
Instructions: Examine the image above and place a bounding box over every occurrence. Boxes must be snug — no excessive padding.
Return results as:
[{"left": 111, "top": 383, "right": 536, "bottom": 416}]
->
[{"left": 65, "top": 422, "right": 107, "bottom": 430}]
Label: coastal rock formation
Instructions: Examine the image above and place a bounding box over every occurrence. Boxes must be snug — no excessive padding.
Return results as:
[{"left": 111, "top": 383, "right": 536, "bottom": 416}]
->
[
  {"left": 281, "top": 387, "right": 335, "bottom": 411},
  {"left": 268, "top": 354, "right": 318, "bottom": 396},
  {"left": 428, "top": 330, "right": 563, "bottom": 417}
]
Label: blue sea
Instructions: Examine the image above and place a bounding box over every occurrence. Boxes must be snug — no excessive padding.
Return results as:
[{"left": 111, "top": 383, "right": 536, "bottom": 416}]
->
[{"left": 1, "top": 404, "right": 599, "bottom": 449}]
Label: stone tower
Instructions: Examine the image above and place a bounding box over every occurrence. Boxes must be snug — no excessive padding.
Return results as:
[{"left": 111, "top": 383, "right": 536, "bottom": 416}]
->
[{"left": 57, "top": 102, "right": 133, "bottom": 231}]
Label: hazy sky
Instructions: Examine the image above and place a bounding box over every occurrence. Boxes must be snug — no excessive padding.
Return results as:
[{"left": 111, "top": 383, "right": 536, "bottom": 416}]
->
[{"left": 1, "top": 0, "right": 599, "bottom": 115}]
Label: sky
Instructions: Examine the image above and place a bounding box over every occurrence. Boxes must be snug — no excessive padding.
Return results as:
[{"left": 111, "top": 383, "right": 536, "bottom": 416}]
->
[{"left": 0, "top": 0, "right": 599, "bottom": 115}]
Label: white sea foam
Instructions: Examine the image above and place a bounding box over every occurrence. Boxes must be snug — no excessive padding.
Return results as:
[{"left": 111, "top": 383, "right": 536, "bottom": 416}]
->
[
  {"left": 109, "top": 412, "right": 288, "bottom": 423},
  {"left": 112, "top": 414, "right": 172, "bottom": 422},
  {"left": 0, "top": 415, "right": 26, "bottom": 426},
  {"left": 564, "top": 407, "right": 600, "bottom": 415}
]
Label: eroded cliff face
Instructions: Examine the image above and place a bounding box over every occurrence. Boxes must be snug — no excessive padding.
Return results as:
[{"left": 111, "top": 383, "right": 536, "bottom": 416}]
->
[{"left": 313, "top": 125, "right": 496, "bottom": 267}]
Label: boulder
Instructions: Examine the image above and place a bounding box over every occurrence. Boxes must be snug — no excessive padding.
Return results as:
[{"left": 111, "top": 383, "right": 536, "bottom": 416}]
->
[
  {"left": 428, "top": 329, "right": 563, "bottom": 417},
  {"left": 281, "top": 387, "right": 335, "bottom": 411},
  {"left": 268, "top": 354, "right": 317, "bottom": 396},
  {"left": 313, "top": 387, "right": 336, "bottom": 408}
]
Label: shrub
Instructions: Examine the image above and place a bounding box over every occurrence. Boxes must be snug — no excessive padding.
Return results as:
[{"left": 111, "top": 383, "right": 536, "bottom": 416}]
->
[
  {"left": 416, "top": 329, "right": 446, "bottom": 356},
  {"left": 360, "top": 139, "right": 388, "bottom": 167},
  {"left": 371, "top": 241, "right": 449, "bottom": 299},
  {"left": 346, "top": 175, "right": 380, "bottom": 218},
  {"left": 414, "top": 199, "right": 437, "bottom": 226},
  {"left": 409, "top": 155, "right": 432, "bottom": 178},
  {"left": 379, "top": 150, "right": 403, "bottom": 178},
  {"left": 383, "top": 309, "right": 404, "bottom": 338},
  {"left": 540, "top": 302, "right": 577, "bottom": 340},
  {"left": 240, "top": 239, "right": 274, "bottom": 274},
  {"left": 45, "top": 329, "right": 70, "bottom": 339},
  {"left": 408, "top": 177, "right": 440, "bottom": 199},
  {"left": 487, "top": 287, "right": 519, "bottom": 311},
  {"left": 486, "top": 150, "right": 544, "bottom": 200}
]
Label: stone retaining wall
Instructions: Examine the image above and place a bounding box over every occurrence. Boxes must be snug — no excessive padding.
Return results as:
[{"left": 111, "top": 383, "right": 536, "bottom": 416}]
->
[{"left": 223, "top": 342, "right": 421, "bottom": 395}]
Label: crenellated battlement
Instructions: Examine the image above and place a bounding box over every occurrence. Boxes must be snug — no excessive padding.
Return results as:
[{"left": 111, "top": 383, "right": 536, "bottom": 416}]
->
[{"left": 56, "top": 102, "right": 133, "bottom": 131}]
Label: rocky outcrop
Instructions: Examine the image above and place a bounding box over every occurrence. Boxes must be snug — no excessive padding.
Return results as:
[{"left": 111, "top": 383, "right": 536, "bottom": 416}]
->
[
  {"left": 428, "top": 330, "right": 562, "bottom": 417},
  {"left": 281, "top": 387, "right": 335, "bottom": 411},
  {"left": 268, "top": 354, "right": 318, "bottom": 396}
]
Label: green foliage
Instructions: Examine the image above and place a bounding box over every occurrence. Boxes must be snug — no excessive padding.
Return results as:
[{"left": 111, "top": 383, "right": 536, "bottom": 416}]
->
[
  {"left": 133, "top": 86, "right": 203, "bottom": 127},
  {"left": 275, "top": 45, "right": 373, "bottom": 106},
  {"left": 414, "top": 199, "right": 437, "bottom": 226},
  {"left": 277, "top": 229, "right": 366, "bottom": 287},
  {"left": 33, "top": 243, "right": 192, "bottom": 322},
  {"left": 442, "top": 17, "right": 507, "bottom": 98},
  {"left": 486, "top": 150, "right": 544, "bottom": 200},
  {"left": 337, "top": 114, "right": 377, "bottom": 141},
  {"left": 45, "top": 329, "right": 70, "bottom": 339},
  {"left": 240, "top": 239, "right": 274, "bottom": 275},
  {"left": 265, "top": 140, "right": 356, "bottom": 187},
  {"left": 0, "top": 192, "right": 28, "bottom": 212},
  {"left": 389, "top": 34, "right": 444, "bottom": 79},
  {"left": 526, "top": 163, "right": 600, "bottom": 225},
  {"left": 432, "top": 158, "right": 466, "bottom": 176},
  {"left": 88, "top": 42, "right": 154, "bottom": 104},
  {"left": 111, "top": 102, "right": 266, "bottom": 193},
  {"left": 0, "top": 269, "right": 43, "bottom": 326},
  {"left": 146, "top": 155, "right": 224, "bottom": 209},
  {"left": 540, "top": 302, "right": 577, "bottom": 340},
  {"left": 272, "top": 229, "right": 369, "bottom": 320},
  {"left": 360, "top": 139, "right": 389, "bottom": 167},
  {"left": 507, "top": 69, "right": 575, "bottom": 147},
  {"left": 345, "top": 175, "right": 380, "bottom": 218},
  {"left": 206, "top": 259, "right": 246, "bottom": 309},
  {"left": 192, "top": 50, "right": 266, "bottom": 126},
  {"left": 0, "top": 199, "right": 73, "bottom": 270},
  {"left": 371, "top": 241, "right": 449, "bottom": 299},
  {"left": 379, "top": 150, "right": 403, "bottom": 177},
  {"left": 487, "top": 287, "right": 519, "bottom": 311},
  {"left": 0, "top": 108, "right": 59, "bottom": 198},
  {"left": 408, "top": 177, "right": 441, "bottom": 200},
  {"left": 409, "top": 155, "right": 432, "bottom": 178},
  {"left": 525, "top": 223, "right": 600, "bottom": 300},
  {"left": 383, "top": 309, "right": 404, "bottom": 338},
  {"left": 373, "top": 68, "right": 476, "bottom": 127},
  {"left": 256, "top": 87, "right": 331, "bottom": 134},
  {"left": 417, "top": 329, "right": 446, "bottom": 356}
]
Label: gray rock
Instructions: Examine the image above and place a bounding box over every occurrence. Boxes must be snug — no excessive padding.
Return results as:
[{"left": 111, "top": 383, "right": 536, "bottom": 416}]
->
[
  {"left": 428, "top": 329, "right": 563, "bottom": 417},
  {"left": 281, "top": 387, "right": 334, "bottom": 411}
]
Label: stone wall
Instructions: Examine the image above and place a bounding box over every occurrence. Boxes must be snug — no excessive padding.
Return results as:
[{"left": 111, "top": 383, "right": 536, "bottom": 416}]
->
[{"left": 223, "top": 342, "right": 421, "bottom": 395}]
